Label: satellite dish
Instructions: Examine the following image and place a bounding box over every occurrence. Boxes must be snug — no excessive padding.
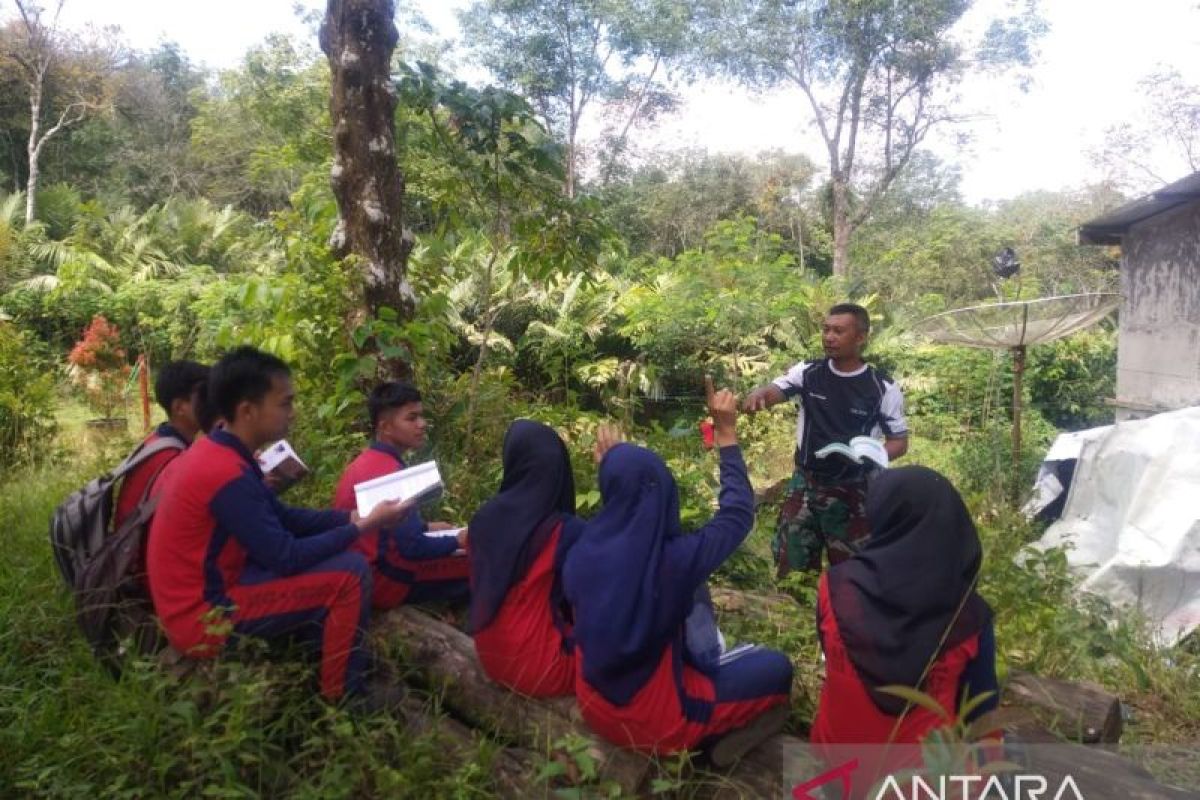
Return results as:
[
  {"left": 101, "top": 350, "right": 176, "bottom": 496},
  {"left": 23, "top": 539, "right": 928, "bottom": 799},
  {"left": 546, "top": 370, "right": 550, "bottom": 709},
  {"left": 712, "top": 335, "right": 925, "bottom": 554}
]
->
[{"left": 912, "top": 293, "right": 1121, "bottom": 499}]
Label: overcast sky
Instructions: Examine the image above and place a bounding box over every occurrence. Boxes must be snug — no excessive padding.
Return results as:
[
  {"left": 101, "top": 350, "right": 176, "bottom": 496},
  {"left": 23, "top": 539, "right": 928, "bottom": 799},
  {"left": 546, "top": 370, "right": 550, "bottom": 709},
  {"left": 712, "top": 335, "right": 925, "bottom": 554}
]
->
[{"left": 49, "top": 0, "right": 1200, "bottom": 204}]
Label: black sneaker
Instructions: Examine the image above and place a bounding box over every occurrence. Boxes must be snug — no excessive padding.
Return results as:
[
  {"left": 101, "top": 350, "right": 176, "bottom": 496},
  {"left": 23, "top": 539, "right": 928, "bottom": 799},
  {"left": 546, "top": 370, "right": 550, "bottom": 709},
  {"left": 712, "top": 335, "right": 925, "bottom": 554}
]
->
[{"left": 706, "top": 704, "right": 789, "bottom": 769}]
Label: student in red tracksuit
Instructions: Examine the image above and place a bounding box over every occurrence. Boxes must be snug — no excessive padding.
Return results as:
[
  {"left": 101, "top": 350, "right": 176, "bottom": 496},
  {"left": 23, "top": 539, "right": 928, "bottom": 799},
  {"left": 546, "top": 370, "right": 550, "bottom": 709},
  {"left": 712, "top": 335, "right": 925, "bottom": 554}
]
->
[
  {"left": 148, "top": 347, "right": 411, "bottom": 701},
  {"left": 113, "top": 360, "right": 209, "bottom": 530},
  {"left": 810, "top": 466, "right": 999, "bottom": 791},
  {"left": 332, "top": 382, "right": 470, "bottom": 610},
  {"left": 563, "top": 380, "right": 793, "bottom": 767},
  {"left": 468, "top": 419, "right": 589, "bottom": 697}
]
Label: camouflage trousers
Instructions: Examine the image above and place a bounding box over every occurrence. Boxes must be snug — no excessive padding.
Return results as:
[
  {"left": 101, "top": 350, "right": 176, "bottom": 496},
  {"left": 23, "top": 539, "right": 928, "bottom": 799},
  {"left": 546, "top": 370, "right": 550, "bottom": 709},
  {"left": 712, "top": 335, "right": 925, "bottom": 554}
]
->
[{"left": 772, "top": 470, "right": 870, "bottom": 576}]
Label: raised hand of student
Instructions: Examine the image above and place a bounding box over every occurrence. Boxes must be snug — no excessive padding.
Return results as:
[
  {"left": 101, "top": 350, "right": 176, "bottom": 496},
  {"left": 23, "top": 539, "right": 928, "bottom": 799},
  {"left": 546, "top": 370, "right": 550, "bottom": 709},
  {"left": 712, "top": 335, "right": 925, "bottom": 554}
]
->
[
  {"left": 593, "top": 422, "right": 624, "bottom": 464},
  {"left": 352, "top": 498, "right": 414, "bottom": 532},
  {"left": 706, "top": 375, "right": 739, "bottom": 447}
]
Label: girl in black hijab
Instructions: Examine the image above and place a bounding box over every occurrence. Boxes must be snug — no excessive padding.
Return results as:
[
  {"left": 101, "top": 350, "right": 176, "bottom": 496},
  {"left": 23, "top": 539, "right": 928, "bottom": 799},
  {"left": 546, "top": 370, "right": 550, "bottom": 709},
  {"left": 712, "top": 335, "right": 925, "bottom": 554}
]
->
[
  {"left": 469, "top": 420, "right": 584, "bottom": 697},
  {"left": 810, "top": 466, "right": 998, "bottom": 752}
]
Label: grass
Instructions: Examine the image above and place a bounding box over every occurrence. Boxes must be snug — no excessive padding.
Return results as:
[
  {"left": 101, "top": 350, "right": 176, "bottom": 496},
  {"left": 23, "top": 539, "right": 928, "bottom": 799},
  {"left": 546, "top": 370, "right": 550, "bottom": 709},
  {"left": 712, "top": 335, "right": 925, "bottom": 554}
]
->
[{"left": 2, "top": 396, "right": 1196, "bottom": 796}]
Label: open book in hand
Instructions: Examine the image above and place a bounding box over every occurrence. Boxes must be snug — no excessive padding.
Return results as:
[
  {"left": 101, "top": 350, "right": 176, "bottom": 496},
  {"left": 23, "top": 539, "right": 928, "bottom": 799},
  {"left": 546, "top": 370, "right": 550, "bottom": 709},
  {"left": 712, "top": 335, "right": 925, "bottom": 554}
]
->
[
  {"left": 256, "top": 439, "right": 310, "bottom": 493},
  {"left": 353, "top": 461, "right": 444, "bottom": 517},
  {"left": 815, "top": 436, "right": 889, "bottom": 469}
]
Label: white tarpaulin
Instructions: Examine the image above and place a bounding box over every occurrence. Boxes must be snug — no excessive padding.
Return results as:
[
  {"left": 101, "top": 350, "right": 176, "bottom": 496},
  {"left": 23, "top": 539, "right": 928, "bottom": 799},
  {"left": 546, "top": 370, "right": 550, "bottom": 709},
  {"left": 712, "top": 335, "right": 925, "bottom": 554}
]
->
[{"left": 1032, "top": 406, "right": 1200, "bottom": 646}]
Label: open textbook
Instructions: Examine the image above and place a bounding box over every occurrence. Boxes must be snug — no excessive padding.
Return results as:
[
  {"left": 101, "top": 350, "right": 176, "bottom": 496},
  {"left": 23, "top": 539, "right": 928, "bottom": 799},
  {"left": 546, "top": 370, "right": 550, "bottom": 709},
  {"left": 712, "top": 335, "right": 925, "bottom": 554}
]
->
[
  {"left": 256, "top": 439, "right": 310, "bottom": 492},
  {"left": 353, "top": 461, "right": 444, "bottom": 517},
  {"left": 815, "top": 436, "right": 889, "bottom": 469}
]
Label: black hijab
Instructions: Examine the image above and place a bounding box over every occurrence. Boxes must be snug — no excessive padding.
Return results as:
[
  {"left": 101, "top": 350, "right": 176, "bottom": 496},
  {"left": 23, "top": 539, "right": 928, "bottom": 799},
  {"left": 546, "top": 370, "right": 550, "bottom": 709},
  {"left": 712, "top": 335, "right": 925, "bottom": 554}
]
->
[
  {"left": 468, "top": 420, "right": 578, "bottom": 633},
  {"left": 827, "top": 465, "right": 993, "bottom": 715}
]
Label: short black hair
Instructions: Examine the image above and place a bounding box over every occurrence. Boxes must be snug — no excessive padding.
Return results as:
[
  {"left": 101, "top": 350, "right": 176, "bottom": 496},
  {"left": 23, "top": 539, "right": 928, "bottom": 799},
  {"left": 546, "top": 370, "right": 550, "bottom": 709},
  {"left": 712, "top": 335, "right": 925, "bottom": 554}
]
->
[
  {"left": 154, "top": 360, "right": 210, "bottom": 415},
  {"left": 368, "top": 381, "right": 422, "bottom": 430},
  {"left": 827, "top": 303, "right": 871, "bottom": 334},
  {"left": 192, "top": 379, "right": 221, "bottom": 433},
  {"left": 209, "top": 346, "right": 291, "bottom": 422}
]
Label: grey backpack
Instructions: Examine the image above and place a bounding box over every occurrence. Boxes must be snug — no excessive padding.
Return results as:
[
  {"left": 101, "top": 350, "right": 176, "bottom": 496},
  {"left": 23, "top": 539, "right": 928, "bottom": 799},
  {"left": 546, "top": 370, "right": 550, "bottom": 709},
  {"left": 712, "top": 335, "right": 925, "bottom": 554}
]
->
[{"left": 49, "top": 437, "right": 184, "bottom": 668}]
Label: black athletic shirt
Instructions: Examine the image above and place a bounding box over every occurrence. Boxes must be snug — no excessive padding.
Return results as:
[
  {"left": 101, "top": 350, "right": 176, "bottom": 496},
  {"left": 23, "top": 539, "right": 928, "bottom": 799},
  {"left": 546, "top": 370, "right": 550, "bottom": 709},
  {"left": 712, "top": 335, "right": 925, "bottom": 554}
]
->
[{"left": 772, "top": 359, "right": 908, "bottom": 482}]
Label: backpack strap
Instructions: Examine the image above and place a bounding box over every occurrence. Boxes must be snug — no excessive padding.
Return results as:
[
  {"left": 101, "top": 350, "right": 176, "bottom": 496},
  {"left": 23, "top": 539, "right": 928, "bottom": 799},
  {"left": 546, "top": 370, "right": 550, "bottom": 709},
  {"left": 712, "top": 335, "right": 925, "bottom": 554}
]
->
[{"left": 111, "top": 436, "right": 187, "bottom": 482}]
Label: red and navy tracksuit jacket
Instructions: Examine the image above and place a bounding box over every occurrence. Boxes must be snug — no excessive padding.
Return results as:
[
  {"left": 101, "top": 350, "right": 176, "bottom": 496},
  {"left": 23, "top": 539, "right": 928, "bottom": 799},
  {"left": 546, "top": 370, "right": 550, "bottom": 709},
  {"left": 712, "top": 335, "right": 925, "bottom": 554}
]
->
[
  {"left": 573, "top": 447, "right": 794, "bottom": 753},
  {"left": 333, "top": 441, "right": 470, "bottom": 610},
  {"left": 113, "top": 422, "right": 187, "bottom": 531},
  {"left": 147, "top": 429, "right": 371, "bottom": 700},
  {"left": 810, "top": 572, "right": 1000, "bottom": 786},
  {"left": 473, "top": 517, "right": 581, "bottom": 697}
]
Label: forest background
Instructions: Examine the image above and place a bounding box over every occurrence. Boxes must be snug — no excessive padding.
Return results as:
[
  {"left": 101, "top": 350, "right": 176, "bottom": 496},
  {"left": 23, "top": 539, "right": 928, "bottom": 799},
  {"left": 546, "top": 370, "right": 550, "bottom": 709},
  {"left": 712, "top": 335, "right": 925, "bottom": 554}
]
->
[{"left": 0, "top": 0, "right": 1197, "bottom": 796}]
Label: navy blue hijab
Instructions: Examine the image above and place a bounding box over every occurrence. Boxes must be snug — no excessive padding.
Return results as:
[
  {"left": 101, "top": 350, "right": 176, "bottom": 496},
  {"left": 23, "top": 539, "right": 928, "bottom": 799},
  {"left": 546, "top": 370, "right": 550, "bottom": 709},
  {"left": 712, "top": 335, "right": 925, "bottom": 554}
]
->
[
  {"left": 828, "top": 466, "right": 993, "bottom": 715},
  {"left": 563, "top": 443, "right": 696, "bottom": 706},
  {"left": 468, "top": 420, "right": 578, "bottom": 633}
]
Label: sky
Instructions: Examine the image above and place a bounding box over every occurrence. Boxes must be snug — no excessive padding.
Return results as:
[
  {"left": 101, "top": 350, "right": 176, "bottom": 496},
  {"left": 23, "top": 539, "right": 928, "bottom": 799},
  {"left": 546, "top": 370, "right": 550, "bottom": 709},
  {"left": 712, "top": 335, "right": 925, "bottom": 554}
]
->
[{"left": 50, "top": 0, "right": 1200, "bottom": 205}]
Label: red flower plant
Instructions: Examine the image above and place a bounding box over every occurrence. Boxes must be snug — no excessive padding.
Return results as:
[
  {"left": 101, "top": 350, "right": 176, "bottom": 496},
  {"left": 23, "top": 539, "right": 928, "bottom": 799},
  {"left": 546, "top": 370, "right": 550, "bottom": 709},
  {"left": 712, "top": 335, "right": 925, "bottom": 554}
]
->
[{"left": 69, "top": 315, "right": 130, "bottom": 419}]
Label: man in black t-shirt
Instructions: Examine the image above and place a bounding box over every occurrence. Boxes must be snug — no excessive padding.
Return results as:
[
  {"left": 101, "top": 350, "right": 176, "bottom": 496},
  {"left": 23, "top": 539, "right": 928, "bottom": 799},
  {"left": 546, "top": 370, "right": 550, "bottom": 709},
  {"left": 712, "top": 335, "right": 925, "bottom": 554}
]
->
[{"left": 744, "top": 303, "right": 909, "bottom": 574}]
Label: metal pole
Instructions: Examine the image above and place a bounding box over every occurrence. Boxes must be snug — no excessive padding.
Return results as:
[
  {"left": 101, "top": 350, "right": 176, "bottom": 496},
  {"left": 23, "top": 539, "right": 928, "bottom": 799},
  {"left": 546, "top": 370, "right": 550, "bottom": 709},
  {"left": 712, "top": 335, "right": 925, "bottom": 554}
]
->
[
  {"left": 1011, "top": 344, "right": 1026, "bottom": 501},
  {"left": 138, "top": 354, "right": 151, "bottom": 433}
]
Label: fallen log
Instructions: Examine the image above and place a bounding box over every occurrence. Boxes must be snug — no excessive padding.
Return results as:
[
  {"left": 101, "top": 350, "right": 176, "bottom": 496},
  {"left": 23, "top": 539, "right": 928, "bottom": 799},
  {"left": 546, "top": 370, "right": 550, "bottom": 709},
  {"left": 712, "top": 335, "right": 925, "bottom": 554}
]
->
[
  {"left": 372, "top": 607, "right": 654, "bottom": 795},
  {"left": 1004, "top": 669, "right": 1123, "bottom": 744},
  {"left": 1009, "top": 742, "right": 1199, "bottom": 800},
  {"left": 395, "top": 695, "right": 545, "bottom": 798}
]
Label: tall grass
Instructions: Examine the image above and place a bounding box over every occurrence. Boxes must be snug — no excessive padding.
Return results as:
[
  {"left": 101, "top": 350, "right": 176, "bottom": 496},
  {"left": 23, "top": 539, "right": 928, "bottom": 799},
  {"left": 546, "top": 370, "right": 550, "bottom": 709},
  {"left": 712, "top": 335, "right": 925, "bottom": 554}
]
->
[{"left": 0, "top": 422, "right": 503, "bottom": 798}]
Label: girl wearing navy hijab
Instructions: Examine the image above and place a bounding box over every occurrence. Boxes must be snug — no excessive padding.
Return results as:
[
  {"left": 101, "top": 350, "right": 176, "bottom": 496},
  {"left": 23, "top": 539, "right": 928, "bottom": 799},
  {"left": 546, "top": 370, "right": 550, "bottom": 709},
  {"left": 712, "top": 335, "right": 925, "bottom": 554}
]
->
[
  {"left": 470, "top": 420, "right": 586, "bottom": 697},
  {"left": 564, "top": 380, "right": 793, "bottom": 765},
  {"left": 811, "top": 466, "right": 998, "bottom": 766}
]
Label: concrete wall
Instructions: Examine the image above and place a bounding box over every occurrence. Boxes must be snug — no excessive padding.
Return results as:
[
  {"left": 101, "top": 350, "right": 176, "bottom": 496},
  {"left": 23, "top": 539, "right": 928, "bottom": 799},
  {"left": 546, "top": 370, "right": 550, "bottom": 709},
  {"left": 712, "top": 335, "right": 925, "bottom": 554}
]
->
[{"left": 1117, "top": 201, "right": 1200, "bottom": 420}]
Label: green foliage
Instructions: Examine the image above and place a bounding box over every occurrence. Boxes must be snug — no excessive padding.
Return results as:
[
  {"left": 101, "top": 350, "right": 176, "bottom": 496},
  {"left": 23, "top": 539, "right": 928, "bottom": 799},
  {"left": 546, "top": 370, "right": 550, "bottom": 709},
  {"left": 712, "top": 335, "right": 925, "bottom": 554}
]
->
[
  {"left": 597, "top": 147, "right": 828, "bottom": 264},
  {"left": 0, "top": 323, "right": 56, "bottom": 467},
  {"left": 619, "top": 216, "right": 847, "bottom": 390},
  {"left": 1028, "top": 327, "right": 1116, "bottom": 430}
]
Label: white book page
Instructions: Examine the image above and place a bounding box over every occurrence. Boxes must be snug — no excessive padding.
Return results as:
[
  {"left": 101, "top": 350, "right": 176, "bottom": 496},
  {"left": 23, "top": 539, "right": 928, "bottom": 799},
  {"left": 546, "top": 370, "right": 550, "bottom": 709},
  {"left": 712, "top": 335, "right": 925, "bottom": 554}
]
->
[
  {"left": 354, "top": 461, "right": 443, "bottom": 517},
  {"left": 258, "top": 439, "right": 307, "bottom": 472},
  {"left": 425, "top": 526, "right": 464, "bottom": 539},
  {"left": 852, "top": 436, "right": 889, "bottom": 467}
]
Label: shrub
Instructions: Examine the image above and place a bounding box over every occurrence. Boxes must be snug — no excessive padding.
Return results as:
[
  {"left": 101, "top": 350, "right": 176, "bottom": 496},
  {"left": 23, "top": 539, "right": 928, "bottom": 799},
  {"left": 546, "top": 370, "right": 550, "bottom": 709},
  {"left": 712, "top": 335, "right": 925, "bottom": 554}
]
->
[
  {"left": 67, "top": 315, "right": 130, "bottom": 420},
  {"left": 0, "top": 323, "right": 57, "bottom": 467}
]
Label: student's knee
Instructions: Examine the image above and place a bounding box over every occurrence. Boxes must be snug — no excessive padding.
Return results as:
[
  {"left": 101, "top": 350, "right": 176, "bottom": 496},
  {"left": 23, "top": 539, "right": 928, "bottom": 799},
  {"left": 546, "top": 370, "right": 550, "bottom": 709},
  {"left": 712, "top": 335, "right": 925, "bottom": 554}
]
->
[{"left": 758, "top": 649, "right": 794, "bottom": 694}]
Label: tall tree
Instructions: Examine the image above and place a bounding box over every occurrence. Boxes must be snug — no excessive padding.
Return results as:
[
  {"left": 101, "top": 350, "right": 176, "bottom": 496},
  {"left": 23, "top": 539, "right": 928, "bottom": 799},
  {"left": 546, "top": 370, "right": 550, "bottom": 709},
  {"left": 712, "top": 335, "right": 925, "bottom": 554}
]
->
[
  {"left": 1094, "top": 67, "right": 1200, "bottom": 193},
  {"left": 694, "top": 0, "right": 1044, "bottom": 277},
  {"left": 459, "top": 0, "right": 685, "bottom": 198},
  {"left": 320, "top": 0, "right": 414, "bottom": 377},
  {"left": 2, "top": 0, "right": 117, "bottom": 223}
]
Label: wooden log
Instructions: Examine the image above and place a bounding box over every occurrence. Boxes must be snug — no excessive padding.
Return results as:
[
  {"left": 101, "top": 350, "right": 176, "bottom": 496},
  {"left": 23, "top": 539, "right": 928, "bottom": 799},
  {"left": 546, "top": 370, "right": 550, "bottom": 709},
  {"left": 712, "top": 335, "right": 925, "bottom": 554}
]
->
[
  {"left": 1005, "top": 669, "right": 1123, "bottom": 744},
  {"left": 371, "top": 607, "right": 654, "bottom": 795},
  {"left": 702, "top": 733, "right": 818, "bottom": 800},
  {"left": 394, "top": 695, "right": 545, "bottom": 799},
  {"left": 1012, "top": 742, "right": 1200, "bottom": 800}
]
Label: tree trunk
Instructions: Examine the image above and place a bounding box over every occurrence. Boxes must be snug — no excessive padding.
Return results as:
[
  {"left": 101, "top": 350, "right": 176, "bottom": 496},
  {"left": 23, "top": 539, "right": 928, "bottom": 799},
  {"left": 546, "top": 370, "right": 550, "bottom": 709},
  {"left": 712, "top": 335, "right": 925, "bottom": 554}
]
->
[
  {"left": 372, "top": 607, "right": 654, "bottom": 795},
  {"left": 25, "top": 82, "right": 41, "bottom": 224},
  {"left": 320, "top": 0, "right": 414, "bottom": 378},
  {"left": 830, "top": 179, "right": 851, "bottom": 278}
]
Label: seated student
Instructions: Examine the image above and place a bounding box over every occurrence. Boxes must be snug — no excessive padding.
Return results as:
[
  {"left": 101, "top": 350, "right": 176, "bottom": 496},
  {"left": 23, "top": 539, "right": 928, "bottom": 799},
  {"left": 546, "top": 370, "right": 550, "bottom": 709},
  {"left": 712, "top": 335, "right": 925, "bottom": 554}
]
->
[
  {"left": 113, "top": 360, "right": 209, "bottom": 530},
  {"left": 147, "top": 346, "right": 411, "bottom": 702},
  {"left": 563, "top": 380, "right": 794, "bottom": 766},
  {"left": 468, "top": 419, "right": 588, "bottom": 697},
  {"left": 810, "top": 466, "right": 999, "bottom": 781},
  {"left": 333, "top": 382, "right": 470, "bottom": 610}
]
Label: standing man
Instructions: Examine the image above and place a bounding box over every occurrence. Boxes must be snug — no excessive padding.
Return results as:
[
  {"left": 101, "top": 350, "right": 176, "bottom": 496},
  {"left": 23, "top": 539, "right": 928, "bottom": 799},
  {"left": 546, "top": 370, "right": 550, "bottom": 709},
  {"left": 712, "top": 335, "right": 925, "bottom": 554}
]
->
[{"left": 743, "top": 304, "right": 909, "bottom": 575}]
